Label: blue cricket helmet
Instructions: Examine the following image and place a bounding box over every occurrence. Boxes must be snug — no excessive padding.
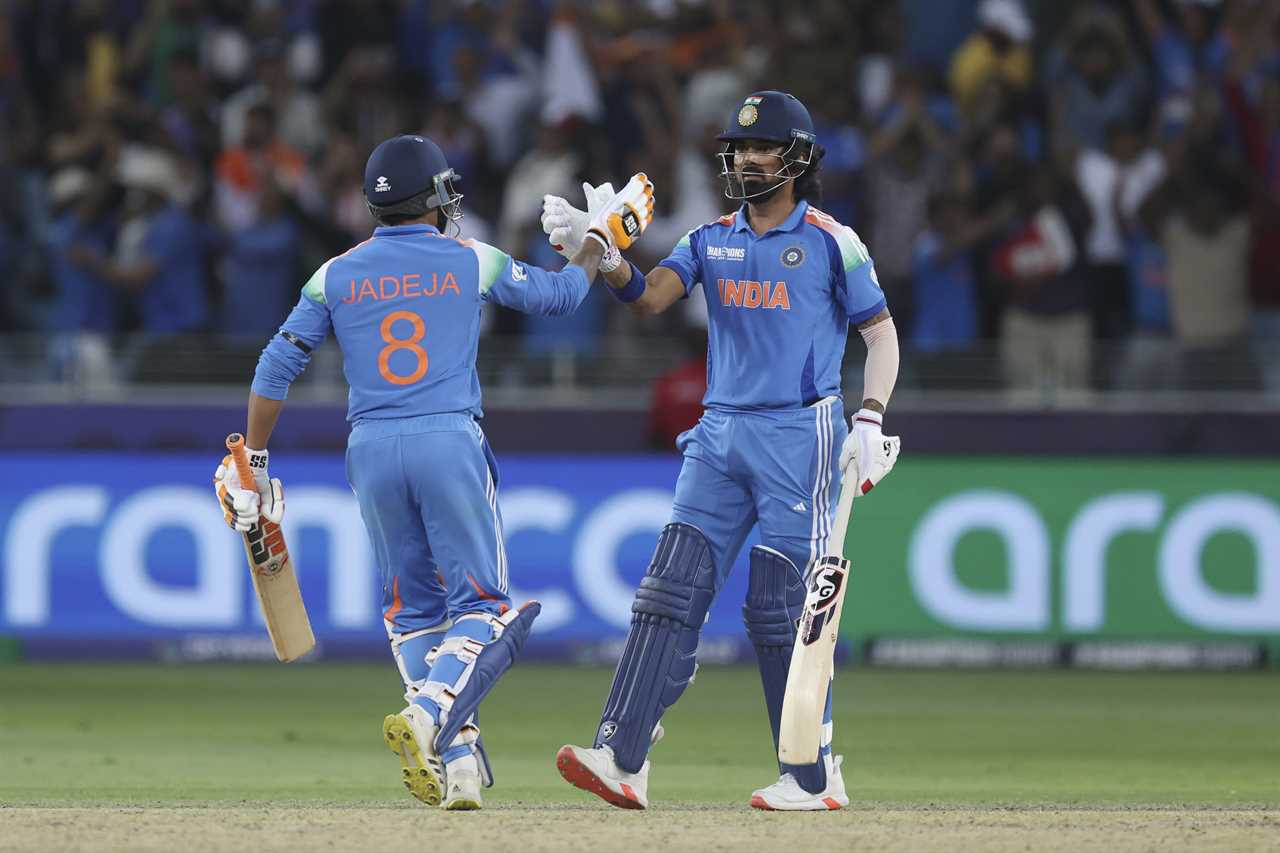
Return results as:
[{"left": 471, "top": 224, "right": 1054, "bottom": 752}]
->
[
  {"left": 716, "top": 91, "right": 822, "bottom": 202},
  {"left": 364, "top": 134, "right": 464, "bottom": 225},
  {"left": 716, "top": 90, "right": 817, "bottom": 147}
]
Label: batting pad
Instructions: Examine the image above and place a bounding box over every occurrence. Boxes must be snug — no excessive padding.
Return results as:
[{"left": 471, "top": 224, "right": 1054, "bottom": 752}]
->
[
  {"left": 594, "top": 522, "right": 716, "bottom": 774},
  {"left": 743, "top": 545, "right": 828, "bottom": 794},
  {"left": 431, "top": 602, "right": 541, "bottom": 756}
]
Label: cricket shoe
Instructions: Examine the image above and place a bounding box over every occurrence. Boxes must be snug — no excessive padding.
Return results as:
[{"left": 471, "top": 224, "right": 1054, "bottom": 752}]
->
[
  {"left": 383, "top": 704, "right": 445, "bottom": 806},
  {"left": 443, "top": 752, "right": 483, "bottom": 811},
  {"left": 750, "top": 754, "right": 848, "bottom": 811},
  {"left": 556, "top": 743, "right": 650, "bottom": 810}
]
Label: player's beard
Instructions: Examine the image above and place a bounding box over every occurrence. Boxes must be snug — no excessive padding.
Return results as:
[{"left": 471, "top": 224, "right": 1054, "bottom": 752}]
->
[{"left": 741, "top": 169, "right": 786, "bottom": 203}]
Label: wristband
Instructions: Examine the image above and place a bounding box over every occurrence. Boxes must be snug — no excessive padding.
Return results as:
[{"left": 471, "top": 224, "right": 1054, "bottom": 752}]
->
[
  {"left": 600, "top": 244, "right": 622, "bottom": 273},
  {"left": 609, "top": 261, "right": 646, "bottom": 303},
  {"left": 584, "top": 228, "right": 610, "bottom": 251},
  {"left": 853, "top": 408, "right": 882, "bottom": 429}
]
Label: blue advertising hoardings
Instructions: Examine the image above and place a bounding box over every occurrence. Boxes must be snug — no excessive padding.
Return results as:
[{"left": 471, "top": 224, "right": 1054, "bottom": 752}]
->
[{"left": 0, "top": 453, "right": 757, "bottom": 659}]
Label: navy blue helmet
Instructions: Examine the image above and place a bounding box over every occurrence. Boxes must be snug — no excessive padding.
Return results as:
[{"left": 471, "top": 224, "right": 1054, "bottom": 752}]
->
[
  {"left": 716, "top": 91, "right": 822, "bottom": 201},
  {"left": 364, "top": 134, "right": 463, "bottom": 226}
]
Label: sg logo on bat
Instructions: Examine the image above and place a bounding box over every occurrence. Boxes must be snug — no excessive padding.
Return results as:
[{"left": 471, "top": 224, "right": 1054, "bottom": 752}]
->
[
  {"left": 246, "top": 518, "right": 288, "bottom": 577},
  {"left": 797, "top": 556, "right": 850, "bottom": 646}
]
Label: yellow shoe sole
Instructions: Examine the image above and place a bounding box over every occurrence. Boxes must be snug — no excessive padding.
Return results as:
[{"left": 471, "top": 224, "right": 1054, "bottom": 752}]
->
[
  {"left": 443, "top": 795, "right": 482, "bottom": 811},
  {"left": 383, "top": 713, "right": 443, "bottom": 806}
]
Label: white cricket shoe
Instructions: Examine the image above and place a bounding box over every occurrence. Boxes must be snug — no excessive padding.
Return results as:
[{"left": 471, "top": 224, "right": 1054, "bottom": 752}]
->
[
  {"left": 443, "top": 752, "right": 483, "bottom": 811},
  {"left": 382, "top": 704, "right": 445, "bottom": 806},
  {"left": 749, "top": 754, "right": 848, "bottom": 811},
  {"left": 556, "top": 743, "right": 649, "bottom": 810}
]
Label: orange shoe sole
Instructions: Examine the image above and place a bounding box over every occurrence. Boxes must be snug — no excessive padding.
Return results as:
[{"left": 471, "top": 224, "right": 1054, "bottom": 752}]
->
[
  {"left": 556, "top": 746, "right": 645, "bottom": 810},
  {"left": 750, "top": 794, "right": 843, "bottom": 811}
]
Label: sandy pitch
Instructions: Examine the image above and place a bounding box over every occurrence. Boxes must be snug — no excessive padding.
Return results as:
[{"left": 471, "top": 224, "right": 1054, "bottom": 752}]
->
[{"left": 2, "top": 804, "right": 1278, "bottom": 853}]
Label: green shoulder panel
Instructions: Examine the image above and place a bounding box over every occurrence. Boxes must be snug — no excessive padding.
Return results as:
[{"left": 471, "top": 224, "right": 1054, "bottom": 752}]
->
[
  {"left": 302, "top": 258, "right": 334, "bottom": 304},
  {"left": 472, "top": 240, "right": 512, "bottom": 295},
  {"left": 834, "top": 225, "right": 872, "bottom": 272}
]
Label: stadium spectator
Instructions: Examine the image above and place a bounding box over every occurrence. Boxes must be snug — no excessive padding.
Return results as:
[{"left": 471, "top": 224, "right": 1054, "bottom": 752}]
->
[
  {"left": 1075, "top": 119, "right": 1167, "bottom": 380},
  {"left": 648, "top": 330, "right": 707, "bottom": 450},
  {"left": 865, "top": 81, "right": 951, "bottom": 336},
  {"left": 2, "top": 0, "right": 1277, "bottom": 399},
  {"left": 162, "top": 50, "right": 221, "bottom": 170},
  {"left": 1046, "top": 7, "right": 1149, "bottom": 154},
  {"left": 993, "top": 167, "right": 1093, "bottom": 392},
  {"left": 69, "top": 149, "right": 208, "bottom": 337},
  {"left": 218, "top": 177, "right": 300, "bottom": 338},
  {"left": 222, "top": 40, "right": 326, "bottom": 156},
  {"left": 1150, "top": 174, "right": 1258, "bottom": 391},
  {"left": 948, "top": 0, "right": 1033, "bottom": 121},
  {"left": 45, "top": 166, "right": 118, "bottom": 384},
  {"left": 911, "top": 189, "right": 1012, "bottom": 388},
  {"left": 214, "top": 102, "right": 309, "bottom": 232}
]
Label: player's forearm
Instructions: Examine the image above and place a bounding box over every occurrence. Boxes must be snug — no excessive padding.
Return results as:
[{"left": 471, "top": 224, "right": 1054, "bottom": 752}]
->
[
  {"left": 602, "top": 262, "right": 679, "bottom": 317},
  {"left": 246, "top": 392, "right": 284, "bottom": 449},
  {"left": 602, "top": 262, "right": 650, "bottom": 316},
  {"left": 858, "top": 311, "right": 899, "bottom": 413},
  {"left": 568, "top": 236, "right": 606, "bottom": 283}
]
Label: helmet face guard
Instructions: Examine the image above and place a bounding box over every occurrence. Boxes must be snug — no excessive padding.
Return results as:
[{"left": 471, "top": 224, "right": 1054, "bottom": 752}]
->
[
  {"left": 716, "top": 133, "right": 819, "bottom": 202},
  {"left": 367, "top": 168, "right": 465, "bottom": 234}
]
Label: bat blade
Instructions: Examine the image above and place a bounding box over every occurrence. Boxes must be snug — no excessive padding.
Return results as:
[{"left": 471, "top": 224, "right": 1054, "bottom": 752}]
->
[
  {"left": 238, "top": 516, "right": 315, "bottom": 662},
  {"left": 778, "top": 478, "right": 856, "bottom": 765},
  {"left": 226, "top": 433, "right": 315, "bottom": 662}
]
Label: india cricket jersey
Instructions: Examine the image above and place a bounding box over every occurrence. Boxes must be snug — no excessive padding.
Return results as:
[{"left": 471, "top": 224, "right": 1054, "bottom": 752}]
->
[
  {"left": 251, "top": 223, "right": 591, "bottom": 421},
  {"left": 658, "top": 201, "right": 885, "bottom": 412}
]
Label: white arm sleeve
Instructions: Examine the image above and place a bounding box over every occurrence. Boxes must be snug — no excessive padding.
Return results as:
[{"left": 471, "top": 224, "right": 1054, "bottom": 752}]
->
[{"left": 858, "top": 316, "right": 900, "bottom": 409}]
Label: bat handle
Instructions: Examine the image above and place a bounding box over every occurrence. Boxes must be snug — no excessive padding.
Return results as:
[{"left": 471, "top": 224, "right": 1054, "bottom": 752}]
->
[{"left": 225, "top": 433, "right": 257, "bottom": 488}]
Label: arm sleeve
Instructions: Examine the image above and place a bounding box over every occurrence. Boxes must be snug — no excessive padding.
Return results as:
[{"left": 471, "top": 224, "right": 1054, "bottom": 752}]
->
[
  {"left": 656, "top": 228, "right": 702, "bottom": 297},
  {"left": 474, "top": 239, "right": 591, "bottom": 316},
  {"left": 250, "top": 261, "right": 333, "bottom": 400},
  {"left": 824, "top": 225, "right": 887, "bottom": 324}
]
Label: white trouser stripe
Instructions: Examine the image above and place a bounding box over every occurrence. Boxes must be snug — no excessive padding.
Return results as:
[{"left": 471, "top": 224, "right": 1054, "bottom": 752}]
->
[
  {"left": 816, "top": 401, "right": 834, "bottom": 556},
  {"left": 484, "top": 464, "right": 508, "bottom": 592},
  {"left": 807, "top": 399, "right": 834, "bottom": 576}
]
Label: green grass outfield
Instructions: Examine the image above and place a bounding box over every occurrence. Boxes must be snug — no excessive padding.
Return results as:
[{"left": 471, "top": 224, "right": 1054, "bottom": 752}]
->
[{"left": 1, "top": 663, "right": 1277, "bottom": 807}]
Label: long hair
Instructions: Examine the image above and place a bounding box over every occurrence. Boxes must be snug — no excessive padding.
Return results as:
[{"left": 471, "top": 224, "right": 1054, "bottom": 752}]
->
[{"left": 793, "top": 154, "right": 823, "bottom": 205}]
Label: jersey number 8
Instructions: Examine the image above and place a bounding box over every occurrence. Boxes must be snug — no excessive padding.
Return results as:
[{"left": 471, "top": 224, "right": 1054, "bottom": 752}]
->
[{"left": 378, "top": 310, "right": 428, "bottom": 385}]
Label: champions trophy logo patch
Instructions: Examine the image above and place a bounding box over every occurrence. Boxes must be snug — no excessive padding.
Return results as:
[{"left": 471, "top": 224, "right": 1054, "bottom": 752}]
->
[{"left": 600, "top": 721, "right": 618, "bottom": 741}]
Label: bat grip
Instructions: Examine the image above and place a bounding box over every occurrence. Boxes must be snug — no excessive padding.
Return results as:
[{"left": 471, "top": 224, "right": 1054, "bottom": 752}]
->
[{"left": 225, "top": 433, "right": 257, "bottom": 488}]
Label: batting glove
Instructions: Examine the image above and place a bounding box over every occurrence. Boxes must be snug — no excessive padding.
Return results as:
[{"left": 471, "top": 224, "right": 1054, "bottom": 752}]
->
[
  {"left": 542, "top": 182, "right": 614, "bottom": 259},
  {"left": 213, "top": 447, "right": 285, "bottom": 531},
  {"left": 838, "top": 409, "right": 902, "bottom": 497},
  {"left": 585, "top": 173, "right": 655, "bottom": 252}
]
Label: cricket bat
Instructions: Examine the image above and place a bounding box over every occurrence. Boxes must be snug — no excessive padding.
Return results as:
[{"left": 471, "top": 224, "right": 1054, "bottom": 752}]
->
[
  {"left": 777, "top": 475, "right": 857, "bottom": 765},
  {"left": 225, "top": 433, "right": 315, "bottom": 662}
]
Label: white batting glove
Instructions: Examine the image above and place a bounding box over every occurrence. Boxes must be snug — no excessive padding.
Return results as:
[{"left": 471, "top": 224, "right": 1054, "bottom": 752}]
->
[
  {"left": 585, "top": 173, "right": 655, "bottom": 252},
  {"left": 838, "top": 409, "right": 901, "bottom": 497},
  {"left": 213, "top": 447, "right": 285, "bottom": 532},
  {"left": 542, "top": 182, "right": 614, "bottom": 259}
]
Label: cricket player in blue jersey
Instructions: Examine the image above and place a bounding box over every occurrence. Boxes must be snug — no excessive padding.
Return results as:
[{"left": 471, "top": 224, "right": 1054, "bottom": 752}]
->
[
  {"left": 543, "top": 91, "right": 903, "bottom": 810},
  {"left": 212, "top": 134, "right": 655, "bottom": 810}
]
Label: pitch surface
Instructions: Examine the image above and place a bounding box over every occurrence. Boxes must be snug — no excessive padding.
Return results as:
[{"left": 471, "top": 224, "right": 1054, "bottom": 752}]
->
[{"left": 1, "top": 664, "right": 1276, "bottom": 851}]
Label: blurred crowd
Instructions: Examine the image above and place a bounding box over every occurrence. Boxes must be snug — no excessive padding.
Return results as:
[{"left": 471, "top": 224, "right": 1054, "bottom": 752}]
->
[{"left": 1, "top": 0, "right": 1278, "bottom": 396}]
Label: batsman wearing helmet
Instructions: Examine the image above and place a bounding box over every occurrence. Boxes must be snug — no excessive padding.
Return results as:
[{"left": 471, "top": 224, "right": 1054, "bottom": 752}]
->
[
  {"left": 212, "top": 134, "right": 655, "bottom": 810},
  {"left": 543, "top": 91, "right": 903, "bottom": 810}
]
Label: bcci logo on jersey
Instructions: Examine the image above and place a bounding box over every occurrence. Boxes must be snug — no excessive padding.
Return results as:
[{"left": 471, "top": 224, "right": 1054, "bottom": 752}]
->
[{"left": 780, "top": 245, "right": 806, "bottom": 268}]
